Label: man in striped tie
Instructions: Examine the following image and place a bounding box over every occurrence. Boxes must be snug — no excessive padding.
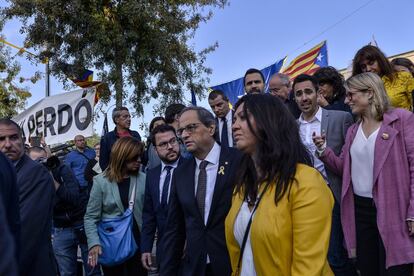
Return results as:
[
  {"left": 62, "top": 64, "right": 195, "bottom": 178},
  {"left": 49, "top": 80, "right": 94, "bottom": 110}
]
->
[{"left": 160, "top": 106, "right": 241, "bottom": 276}]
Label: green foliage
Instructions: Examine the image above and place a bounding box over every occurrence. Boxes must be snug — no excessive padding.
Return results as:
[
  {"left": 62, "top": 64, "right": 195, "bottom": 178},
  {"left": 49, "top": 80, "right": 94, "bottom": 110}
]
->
[
  {"left": 3, "top": 0, "right": 228, "bottom": 115},
  {"left": 0, "top": 33, "right": 34, "bottom": 117}
]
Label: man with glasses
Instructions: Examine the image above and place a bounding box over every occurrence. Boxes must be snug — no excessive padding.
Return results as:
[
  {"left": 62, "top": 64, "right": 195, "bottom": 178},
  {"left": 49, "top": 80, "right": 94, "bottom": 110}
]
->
[
  {"left": 141, "top": 124, "right": 185, "bottom": 272},
  {"left": 268, "top": 73, "right": 301, "bottom": 118},
  {"left": 160, "top": 107, "right": 241, "bottom": 276},
  {"left": 99, "top": 106, "right": 141, "bottom": 170}
]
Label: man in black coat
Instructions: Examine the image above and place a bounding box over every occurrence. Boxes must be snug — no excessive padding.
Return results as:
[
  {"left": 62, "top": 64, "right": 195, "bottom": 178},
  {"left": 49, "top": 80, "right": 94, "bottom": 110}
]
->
[
  {"left": 160, "top": 107, "right": 241, "bottom": 276},
  {"left": 0, "top": 151, "right": 20, "bottom": 259},
  {"left": 0, "top": 196, "right": 18, "bottom": 276},
  {"left": 141, "top": 124, "right": 185, "bottom": 270},
  {"left": 99, "top": 106, "right": 141, "bottom": 170},
  {"left": 0, "top": 118, "right": 56, "bottom": 276}
]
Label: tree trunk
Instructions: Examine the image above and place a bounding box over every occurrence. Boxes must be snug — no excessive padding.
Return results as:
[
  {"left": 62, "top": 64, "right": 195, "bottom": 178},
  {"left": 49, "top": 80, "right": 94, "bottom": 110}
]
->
[{"left": 114, "top": 58, "right": 123, "bottom": 107}]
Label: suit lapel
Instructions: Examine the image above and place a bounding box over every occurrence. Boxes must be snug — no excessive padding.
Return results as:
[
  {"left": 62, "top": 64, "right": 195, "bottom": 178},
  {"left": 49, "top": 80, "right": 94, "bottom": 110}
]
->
[
  {"left": 321, "top": 108, "right": 329, "bottom": 138},
  {"left": 153, "top": 166, "right": 162, "bottom": 207},
  {"left": 373, "top": 113, "right": 399, "bottom": 185},
  {"left": 186, "top": 158, "right": 203, "bottom": 222},
  {"left": 110, "top": 179, "right": 125, "bottom": 212},
  {"left": 206, "top": 147, "right": 229, "bottom": 226}
]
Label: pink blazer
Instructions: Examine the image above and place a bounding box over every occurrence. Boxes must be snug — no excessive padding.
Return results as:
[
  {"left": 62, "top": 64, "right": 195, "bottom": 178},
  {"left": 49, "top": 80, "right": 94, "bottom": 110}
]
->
[{"left": 320, "top": 108, "right": 414, "bottom": 268}]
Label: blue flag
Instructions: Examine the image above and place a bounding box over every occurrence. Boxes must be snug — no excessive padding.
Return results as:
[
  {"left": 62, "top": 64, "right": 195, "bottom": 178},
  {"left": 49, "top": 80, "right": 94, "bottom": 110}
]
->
[{"left": 210, "top": 57, "right": 286, "bottom": 105}]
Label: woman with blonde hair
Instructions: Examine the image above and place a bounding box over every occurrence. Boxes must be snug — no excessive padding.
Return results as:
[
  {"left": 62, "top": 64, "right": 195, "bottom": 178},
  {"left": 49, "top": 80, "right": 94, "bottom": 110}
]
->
[
  {"left": 84, "top": 137, "right": 147, "bottom": 276},
  {"left": 313, "top": 72, "right": 414, "bottom": 275}
]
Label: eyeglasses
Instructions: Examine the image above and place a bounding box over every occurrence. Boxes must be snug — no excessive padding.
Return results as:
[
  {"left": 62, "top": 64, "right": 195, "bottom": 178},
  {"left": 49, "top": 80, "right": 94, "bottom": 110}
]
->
[
  {"left": 156, "top": 137, "right": 178, "bottom": 150},
  {"left": 345, "top": 89, "right": 370, "bottom": 100},
  {"left": 177, "top": 123, "right": 202, "bottom": 136}
]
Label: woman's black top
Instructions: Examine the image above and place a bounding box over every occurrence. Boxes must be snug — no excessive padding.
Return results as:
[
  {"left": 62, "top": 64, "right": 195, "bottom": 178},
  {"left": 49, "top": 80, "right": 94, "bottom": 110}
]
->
[{"left": 117, "top": 177, "right": 140, "bottom": 247}]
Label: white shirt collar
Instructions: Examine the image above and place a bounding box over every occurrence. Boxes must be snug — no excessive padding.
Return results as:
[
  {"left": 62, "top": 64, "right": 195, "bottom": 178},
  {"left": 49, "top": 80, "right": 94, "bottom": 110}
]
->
[
  {"left": 298, "top": 106, "right": 322, "bottom": 124},
  {"left": 195, "top": 142, "right": 221, "bottom": 167},
  {"left": 161, "top": 158, "right": 180, "bottom": 171}
]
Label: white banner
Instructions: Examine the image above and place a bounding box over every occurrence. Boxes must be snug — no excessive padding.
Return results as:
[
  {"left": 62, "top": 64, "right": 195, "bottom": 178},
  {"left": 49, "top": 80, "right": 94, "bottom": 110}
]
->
[{"left": 13, "top": 87, "right": 96, "bottom": 145}]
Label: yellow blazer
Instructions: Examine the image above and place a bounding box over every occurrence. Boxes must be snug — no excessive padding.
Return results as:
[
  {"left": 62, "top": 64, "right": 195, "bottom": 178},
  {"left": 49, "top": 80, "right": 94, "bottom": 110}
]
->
[{"left": 225, "top": 164, "right": 334, "bottom": 276}]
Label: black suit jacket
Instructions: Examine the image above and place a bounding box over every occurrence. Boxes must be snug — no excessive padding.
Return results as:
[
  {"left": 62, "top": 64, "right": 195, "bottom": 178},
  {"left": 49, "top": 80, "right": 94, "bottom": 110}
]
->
[
  {"left": 141, "top": 158, "right": 185, "bottom": 254},
  {"left": 215, "top": 110, "right": 235, "bottom": 147},
  {"left": 160, "top": 146, "right": 241, "bottom": 276},
  {"left": 0, "top": 152, "right": 20, "bottom": 259},
  {"left": 15, "top": 154, "right": 56, "bottom": 276}
]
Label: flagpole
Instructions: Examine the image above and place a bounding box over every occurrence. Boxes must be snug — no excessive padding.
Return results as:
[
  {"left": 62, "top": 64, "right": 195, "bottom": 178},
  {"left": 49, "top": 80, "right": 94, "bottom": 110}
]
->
[{"left": 45, "top": 58, "right": 50, "bottom": 97}]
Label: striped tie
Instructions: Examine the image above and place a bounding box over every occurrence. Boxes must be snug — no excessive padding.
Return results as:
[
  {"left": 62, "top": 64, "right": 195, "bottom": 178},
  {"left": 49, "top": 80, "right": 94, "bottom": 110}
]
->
[{"left": 196, "top": 160, "right": 208, "bottom": 221}]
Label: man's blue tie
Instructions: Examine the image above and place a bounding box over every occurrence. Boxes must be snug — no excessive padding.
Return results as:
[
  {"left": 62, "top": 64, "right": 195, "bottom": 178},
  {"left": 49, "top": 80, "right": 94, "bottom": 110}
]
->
[{"left": 161, "top": 166, "right": 172, "bottom": 207}]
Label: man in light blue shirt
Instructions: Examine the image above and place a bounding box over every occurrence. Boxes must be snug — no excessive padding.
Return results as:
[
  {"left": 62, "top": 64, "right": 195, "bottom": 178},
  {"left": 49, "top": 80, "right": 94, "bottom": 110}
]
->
[{"left": 65, "top": 135, "right": 96, "bottom": 188}]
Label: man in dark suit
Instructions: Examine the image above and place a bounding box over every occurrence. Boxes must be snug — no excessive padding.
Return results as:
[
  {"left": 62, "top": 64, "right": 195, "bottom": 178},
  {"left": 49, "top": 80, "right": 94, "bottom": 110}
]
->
[
  {"left": 293, "top": 74, "right": 357, "bottom": 276},
  {"left": 268, "top": 72, "right": 301, "bottom": 118},
  {"left": 141, "top": 124, "right": 184, "bottom": 270},
  {"left": 100, "top": 106, "right": 141, "bottom": 170},
  {"left": 0, "top": 196, "right": 18, "bottom": 276},
  {"left": 160, "top": 107, "right": 241, "bottom": 276},
  {"left": 208, "top": 89, "right": 234, "bottom": 148},
  {"left": 0, "top": 118, "right": 56, "bottom": 276},
  {"left": 0, "top": 151, "right": 20, "bottom": 259}
]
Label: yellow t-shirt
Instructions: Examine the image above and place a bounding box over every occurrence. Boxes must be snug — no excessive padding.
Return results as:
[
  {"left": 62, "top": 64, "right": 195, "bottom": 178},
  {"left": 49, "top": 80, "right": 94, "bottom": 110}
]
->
[{"left": 382, "top": 71, "right": 414, "bottom": 111}]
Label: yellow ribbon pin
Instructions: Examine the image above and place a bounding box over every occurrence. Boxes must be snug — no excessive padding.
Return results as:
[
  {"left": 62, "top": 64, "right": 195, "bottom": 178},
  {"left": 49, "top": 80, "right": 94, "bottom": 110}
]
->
[{"left": 218, "top": 166, "right": 225, "bottom": 175}]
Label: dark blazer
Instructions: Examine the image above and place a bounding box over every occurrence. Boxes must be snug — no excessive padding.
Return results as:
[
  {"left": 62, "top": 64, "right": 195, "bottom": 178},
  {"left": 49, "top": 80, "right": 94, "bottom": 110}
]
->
[
  {"left": 320, "top": 108, "right": 353, "bottom": 202},
  {"left": 99, "top": 128, "right": 142, "bottom": 170},
  {"left": 215, "top": 110, "right": 236, "bottom": 147},
  {"left": 0, "top": 152, "right": 20, "bottom": 259},
  {"left": 160, "top": 146, "right": 241, "bottom": 276},
  {"left": 141, "top": 158, "right": 185, "bottom": 254},
  {"left": 15, "top": 154, "right": 56, "bottom": 276},
  {"left": 0, "top": 196, "right": 18, "bottom": 276}
]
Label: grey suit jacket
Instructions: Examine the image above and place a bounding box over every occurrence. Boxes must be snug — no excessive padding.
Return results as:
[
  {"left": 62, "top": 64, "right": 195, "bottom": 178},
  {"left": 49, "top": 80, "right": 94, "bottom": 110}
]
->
[
  {"left": 84, "top": 172, "right": 146, "bottom": 250},
  {"left": 320, "top": 108, "right": 353, "bottom": 202}
]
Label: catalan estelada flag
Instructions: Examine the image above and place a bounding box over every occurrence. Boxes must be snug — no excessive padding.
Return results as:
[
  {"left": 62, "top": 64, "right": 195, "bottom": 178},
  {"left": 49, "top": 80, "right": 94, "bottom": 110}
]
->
[
  {"left": 282, "top": 41, "right": 328, "bottom": 79},
  {"left": 71, "top": 69, "right": 101, "bottom": 88}
]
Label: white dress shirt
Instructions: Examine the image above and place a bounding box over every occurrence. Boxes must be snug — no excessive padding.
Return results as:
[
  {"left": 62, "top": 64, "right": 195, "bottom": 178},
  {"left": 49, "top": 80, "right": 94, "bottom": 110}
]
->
[
  {"left": 159, "top": 159, "right": 180, "bottom": 203},
  {"left": 298, "top": 107, "right": 328, "bottom": 183},
  {"left": 350, "top": 124, "right": 379, "bottom": 198},
  {"left": 194, "top": 142, "right": 220, "bottom": 225},
  {"left": 234, "top": 202, "right": 257, "bottom": 276},
  {"left": 217, "top": 111, "right": 233, "bottom": 147}
]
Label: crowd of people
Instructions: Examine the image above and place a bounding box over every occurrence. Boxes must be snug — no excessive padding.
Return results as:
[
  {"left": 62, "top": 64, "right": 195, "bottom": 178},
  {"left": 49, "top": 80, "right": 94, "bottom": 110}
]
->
[{"left": 1, "top": 44, "right": 414, "bottom": 276}]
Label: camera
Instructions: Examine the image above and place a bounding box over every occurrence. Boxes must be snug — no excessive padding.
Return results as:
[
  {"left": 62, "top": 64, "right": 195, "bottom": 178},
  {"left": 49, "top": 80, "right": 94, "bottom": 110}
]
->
[{"left": 38, "top": 156, "right": 61, "bottom": 170}]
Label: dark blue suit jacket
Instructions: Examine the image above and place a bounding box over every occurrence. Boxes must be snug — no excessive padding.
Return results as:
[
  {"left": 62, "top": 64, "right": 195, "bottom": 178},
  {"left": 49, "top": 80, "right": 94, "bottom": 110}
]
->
[
  {"left": 99, "top": 128, "right": 141, "bottom": 170},
  {"left": 16, "top": 154, "right": 56, "bottom": 276},
  {"left": 0, "top": 196, "right": 18, "bottom": 276},
  {"left": 141, "top": 158, "right": 185, "bottom": 254},
  {"left": 160, "top": 146, "right": 241, "bottom": 276},
  {"left": 0, "top": 152, "right": 20, "bottom": 259}
]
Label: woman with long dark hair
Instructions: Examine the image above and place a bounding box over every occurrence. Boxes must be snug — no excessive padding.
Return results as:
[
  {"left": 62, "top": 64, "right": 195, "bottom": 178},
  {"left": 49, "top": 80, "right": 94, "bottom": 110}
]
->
[
  {"left": 314, "top": 66, "right": 352, "bottom": 113},
  {"left": 84, "top": 137, "right": 147, "bottom": 276},
  {"left": 225, "top": 94, "right": 334, "bottom": 275},
  {"left": 314, "top": 72, "right": 414, "bottom": 275},
  {"left": 352, "top": 45, "right": 414, "bottom": 111}
]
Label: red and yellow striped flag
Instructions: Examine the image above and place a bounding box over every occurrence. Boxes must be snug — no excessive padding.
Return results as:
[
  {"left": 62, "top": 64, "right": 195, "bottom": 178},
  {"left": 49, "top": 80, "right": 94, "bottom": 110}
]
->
[{"left": 282, "top": 41, "right": 328, "bottom": 80}]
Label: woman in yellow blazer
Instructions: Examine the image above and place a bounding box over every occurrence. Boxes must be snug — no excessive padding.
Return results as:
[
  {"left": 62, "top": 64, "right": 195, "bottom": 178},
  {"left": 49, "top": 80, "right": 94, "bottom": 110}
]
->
[{"left": 226, "top": 94, "right": 334, "bottom": 276}]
